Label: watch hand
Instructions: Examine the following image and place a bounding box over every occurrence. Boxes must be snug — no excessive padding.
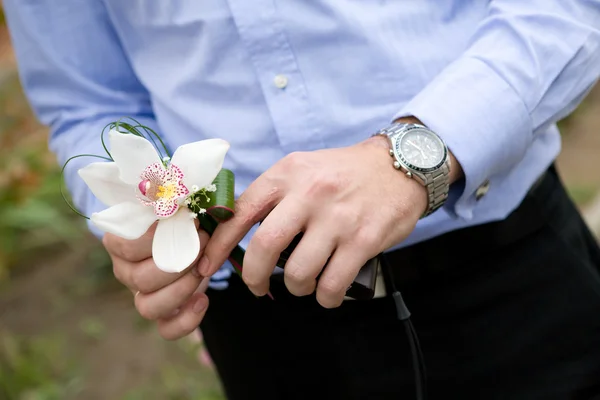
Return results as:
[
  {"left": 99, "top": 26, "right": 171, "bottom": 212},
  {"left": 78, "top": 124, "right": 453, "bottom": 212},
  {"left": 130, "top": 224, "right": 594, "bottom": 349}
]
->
[
  {"left": 407, "top": 140, "right": 424, "bottom": 152},
  {"left": 407, "top": 140, "right": 427, "bottom": 158}
]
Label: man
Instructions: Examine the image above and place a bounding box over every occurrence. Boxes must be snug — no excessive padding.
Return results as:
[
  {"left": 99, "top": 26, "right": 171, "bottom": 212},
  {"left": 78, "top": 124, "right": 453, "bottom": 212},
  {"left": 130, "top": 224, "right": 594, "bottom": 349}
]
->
[{"left": 5, "top": 1, "right": 600, "bottom": 399}]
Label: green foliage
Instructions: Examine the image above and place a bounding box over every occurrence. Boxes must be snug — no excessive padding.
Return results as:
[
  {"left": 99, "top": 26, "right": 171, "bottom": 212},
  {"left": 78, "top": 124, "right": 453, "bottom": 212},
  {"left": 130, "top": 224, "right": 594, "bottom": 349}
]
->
[
  {"left": 78, "top": 317, "right": 107, "bottom": 341},
  {"left": 567, "top": 184, "right": 598, "bottom": 207},
  {"left": 121, "top": 363, "right": 224, "bottom": 400},
  {"left": 0, "top": 73, "right": 90, "bottom": 283},
  {"left": 121, "top": 338, "right": 224, "bottom": 400},
  {"left": 0, "top": 330, "right": 82, "bottom": 400}
]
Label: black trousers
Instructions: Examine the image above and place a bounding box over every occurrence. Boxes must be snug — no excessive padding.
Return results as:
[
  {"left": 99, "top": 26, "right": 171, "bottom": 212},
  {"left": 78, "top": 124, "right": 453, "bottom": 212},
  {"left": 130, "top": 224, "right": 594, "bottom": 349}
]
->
[{"left": 201, "top": 167, "right": 600, "bottom": 400}]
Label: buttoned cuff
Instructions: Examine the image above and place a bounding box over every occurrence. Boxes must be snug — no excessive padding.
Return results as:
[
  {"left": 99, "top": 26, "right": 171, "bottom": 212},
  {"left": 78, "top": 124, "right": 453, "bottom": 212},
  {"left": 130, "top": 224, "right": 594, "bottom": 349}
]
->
[{"left": 393, "top": 56, "right": 532, "bottom": 220}]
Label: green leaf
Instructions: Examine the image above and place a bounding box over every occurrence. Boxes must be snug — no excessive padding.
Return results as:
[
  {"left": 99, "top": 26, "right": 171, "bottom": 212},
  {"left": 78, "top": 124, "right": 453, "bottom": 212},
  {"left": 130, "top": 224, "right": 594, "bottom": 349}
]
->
[{"left": 201, "top": 169, "right": 235, "bottom": 222}]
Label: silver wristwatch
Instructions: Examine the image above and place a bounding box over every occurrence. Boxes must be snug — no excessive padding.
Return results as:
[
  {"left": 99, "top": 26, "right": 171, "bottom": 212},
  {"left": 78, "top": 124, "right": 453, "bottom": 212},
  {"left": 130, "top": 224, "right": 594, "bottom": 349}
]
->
[{"left": 374, "top": 123, "right": 450, "bottom": 217}]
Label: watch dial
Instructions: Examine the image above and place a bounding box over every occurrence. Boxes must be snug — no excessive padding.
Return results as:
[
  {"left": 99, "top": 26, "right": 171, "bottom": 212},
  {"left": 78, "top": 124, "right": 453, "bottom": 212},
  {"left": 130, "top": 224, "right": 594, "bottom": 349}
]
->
[{"left": 397, "top": 129, "right": 444, "bottom": 169}]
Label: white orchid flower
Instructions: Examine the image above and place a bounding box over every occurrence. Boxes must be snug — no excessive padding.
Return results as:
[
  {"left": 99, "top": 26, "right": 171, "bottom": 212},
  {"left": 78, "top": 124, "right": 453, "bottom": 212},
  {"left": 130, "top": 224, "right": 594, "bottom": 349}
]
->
[{"left": 78, "top": 130, "right": 230, "bottom": 273}]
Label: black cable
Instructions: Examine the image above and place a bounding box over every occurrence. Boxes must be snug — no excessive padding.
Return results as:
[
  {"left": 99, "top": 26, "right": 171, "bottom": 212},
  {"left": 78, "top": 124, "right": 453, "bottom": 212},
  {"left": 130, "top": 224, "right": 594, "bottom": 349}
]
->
[{"left": 381, "top": 255, "right": 427, "bottom": 400}]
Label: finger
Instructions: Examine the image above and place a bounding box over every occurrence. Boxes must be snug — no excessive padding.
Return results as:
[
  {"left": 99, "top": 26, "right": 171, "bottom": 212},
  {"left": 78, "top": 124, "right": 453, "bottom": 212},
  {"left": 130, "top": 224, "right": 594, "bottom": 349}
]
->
[
  {"left": 103, "top": 222, "right": 158, "bottom": 262},
  {"left": 315, "top": 244, "right": 368, "bottom": 309},
  {"left": 135, "top": 272, "right": 205, "bottom": 320},
  {"left": 201, "top": 175, "right": 283, "bottom": 276},
  {"left": 242, "top": 196, "right": 307, "bottom": 296},
  {"left": 112, "top": 229, "right": 209, "bottom": 293},
  {"left": 156, "top": 293, "right": 209, "bottom": 341},
  {"left": 283, "top": 222, "right": 336, "bottom": 297}
]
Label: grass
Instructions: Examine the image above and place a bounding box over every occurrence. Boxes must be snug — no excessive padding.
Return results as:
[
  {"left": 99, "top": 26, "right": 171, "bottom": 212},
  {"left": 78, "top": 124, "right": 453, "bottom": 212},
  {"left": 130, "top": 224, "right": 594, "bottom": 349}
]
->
[{"left": 0, "top": 330, "right": 83, "bottom": 399}]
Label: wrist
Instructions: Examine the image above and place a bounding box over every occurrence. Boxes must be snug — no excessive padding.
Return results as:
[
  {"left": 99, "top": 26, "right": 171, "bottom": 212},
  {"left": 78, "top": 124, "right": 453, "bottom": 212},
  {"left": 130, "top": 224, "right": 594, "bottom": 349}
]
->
[{"left": 365, "top": 134, "right": 429, "bottom": 217}]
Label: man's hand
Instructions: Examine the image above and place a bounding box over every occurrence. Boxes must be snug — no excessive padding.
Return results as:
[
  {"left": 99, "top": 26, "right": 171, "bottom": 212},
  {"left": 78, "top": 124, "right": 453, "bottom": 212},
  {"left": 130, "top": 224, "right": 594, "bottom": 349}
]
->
[
  {"left": 201, "top": 131, "right": 460, "bottom": 308},
  {"left": 104, "top": 223, "right": 210, "bottom": 340}
]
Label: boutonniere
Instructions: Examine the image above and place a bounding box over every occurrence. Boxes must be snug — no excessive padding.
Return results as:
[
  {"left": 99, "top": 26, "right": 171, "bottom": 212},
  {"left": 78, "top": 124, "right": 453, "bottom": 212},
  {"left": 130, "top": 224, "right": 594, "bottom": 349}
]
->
[{"left": 63, "top": 119, "right": 246, "bottom": 279}]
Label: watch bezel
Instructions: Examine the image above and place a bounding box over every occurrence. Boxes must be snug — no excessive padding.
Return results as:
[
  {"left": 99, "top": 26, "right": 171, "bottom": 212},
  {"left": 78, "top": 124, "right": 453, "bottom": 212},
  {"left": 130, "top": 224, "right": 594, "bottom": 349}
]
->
[{"left": 390, "top": 125, "right": 448, "bottom": 173}]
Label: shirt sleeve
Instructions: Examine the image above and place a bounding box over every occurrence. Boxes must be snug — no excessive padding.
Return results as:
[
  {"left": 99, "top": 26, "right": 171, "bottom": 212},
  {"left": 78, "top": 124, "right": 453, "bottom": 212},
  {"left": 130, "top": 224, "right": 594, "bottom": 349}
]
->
[
  {"left": 393, "top": 0, "right": 600, "bottom": 220},
  {"left": 3, "top": 0, "right": 159, "bottom": 236}
]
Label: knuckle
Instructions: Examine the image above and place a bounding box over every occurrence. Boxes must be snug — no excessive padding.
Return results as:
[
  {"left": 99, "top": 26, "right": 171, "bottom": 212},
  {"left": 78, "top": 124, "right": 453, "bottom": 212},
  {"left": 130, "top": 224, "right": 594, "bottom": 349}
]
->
[
  {"left": 250, "top": 232, "right": 271, "bottom": 252},
  {"left": 318, "top": 296, "right": 343, "bottom": 309},
  {"left": 130, "top": 270, "right": 150, "bottom": 294},
  {"left": 352, "top": 226, "right": 381, "bottom": 251},
  {"left": 112, "top": 261, "right": 128, "bottom": 286},
  {"left": 159, "top": 318, "right": 198, "bottom": 341},
  {"left": 158, "top": 329, "right": 179, "bottom": 341},
  {"left": 135, "top": 299, "right": 158, "bottom": 321},
  {"left": 284, "top": 264, "right": 312, "bottom": 286},
  {"left": 208, "top": 238, "right": 232, "bottom": 259},
  {"left": 286, "top": 277, "right": 316, "bottom": 296},
  {"left": 102, "top": 234, "right": 119, "bottom": 255},
  {"left": 236, "top": 198, "right": 264, "bottom": 227},
  {"left": 317, "top": 277, "right": 344, "bottom": 301},
  {"left": 117, "top": 243, "right": 138, "bottom": 262},
  {"left": 330, "top": 206, "right": 359, "bottom": 227},
  {"left": 101, "top": 234, "right": 111, "bottom": 250},
  {"left": 251, "top": 229, "right": 284, "bottom": 252},
  {"left": 305, "top": 174, "right": 344, "bottom": 198},
  {"left": 160, "top": 330, "right": 182, "bottom": 342},
  {"left": 280, "top": 151, "right": 306, "bottom": 170},
  {"left": 157, "top": 324, "right": 181, "bottom": 341},
  {"left": 241, "top": 273, "right": 262, "bottom": 291}
]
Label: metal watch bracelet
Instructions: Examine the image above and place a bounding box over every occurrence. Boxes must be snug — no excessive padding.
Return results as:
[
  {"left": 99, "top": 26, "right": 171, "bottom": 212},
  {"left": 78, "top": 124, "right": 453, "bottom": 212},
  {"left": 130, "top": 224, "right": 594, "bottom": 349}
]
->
[{"left": 422, "top": 161, "right": 450, "bottom": 217}]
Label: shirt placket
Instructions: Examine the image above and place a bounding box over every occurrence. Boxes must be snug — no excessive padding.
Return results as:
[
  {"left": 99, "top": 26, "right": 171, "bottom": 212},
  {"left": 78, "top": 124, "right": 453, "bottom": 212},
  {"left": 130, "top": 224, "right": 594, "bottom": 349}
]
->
[{"left": 225, "top": 0, "right": 325, "bottom": 152}]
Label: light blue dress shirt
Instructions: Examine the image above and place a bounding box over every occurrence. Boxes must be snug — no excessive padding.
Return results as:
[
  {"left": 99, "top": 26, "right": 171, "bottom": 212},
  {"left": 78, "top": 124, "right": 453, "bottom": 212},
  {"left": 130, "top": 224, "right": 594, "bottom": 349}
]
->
[{"left": 5, "top": 1, "right": 600, "bottom": 289}]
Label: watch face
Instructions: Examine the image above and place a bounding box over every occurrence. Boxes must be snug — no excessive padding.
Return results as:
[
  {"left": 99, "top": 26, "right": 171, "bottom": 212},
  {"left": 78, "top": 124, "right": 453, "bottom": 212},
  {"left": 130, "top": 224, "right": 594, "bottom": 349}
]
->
[{"left": 395, "top": 127, "right": 445, "bottom": 170}]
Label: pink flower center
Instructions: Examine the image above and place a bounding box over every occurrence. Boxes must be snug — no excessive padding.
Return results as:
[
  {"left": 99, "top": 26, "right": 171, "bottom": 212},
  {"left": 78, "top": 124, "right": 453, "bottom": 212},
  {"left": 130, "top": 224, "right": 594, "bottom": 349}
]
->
[{"left": 137, "top": 162, "right": 189, "bottom": 218}]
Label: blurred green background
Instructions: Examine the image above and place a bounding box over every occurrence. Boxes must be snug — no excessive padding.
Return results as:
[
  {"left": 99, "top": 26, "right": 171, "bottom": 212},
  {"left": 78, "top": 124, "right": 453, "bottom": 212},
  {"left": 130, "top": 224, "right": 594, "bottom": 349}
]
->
[
  {"left": 0, "top": 8, "right": 224, "bottom": 400},
  {"left": 1, "top": 5, "right": 600, "bottom": 400}
]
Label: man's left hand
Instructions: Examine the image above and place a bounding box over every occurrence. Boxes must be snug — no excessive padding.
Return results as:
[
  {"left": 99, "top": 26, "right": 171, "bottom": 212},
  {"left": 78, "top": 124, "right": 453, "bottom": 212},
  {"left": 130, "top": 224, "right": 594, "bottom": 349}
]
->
[{"left": 200, "top": 134, "right": 448, "bottom": 308}]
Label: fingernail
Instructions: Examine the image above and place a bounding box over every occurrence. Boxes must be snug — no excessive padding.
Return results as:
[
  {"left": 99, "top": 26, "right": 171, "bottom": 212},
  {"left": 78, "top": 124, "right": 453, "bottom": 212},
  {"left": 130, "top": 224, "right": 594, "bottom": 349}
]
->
[
  {"left": 198, "top": 255, "right": 210, "bottom": 276},
  {"left": 193, "top": 297, "right": 207, "bottom": 314}
]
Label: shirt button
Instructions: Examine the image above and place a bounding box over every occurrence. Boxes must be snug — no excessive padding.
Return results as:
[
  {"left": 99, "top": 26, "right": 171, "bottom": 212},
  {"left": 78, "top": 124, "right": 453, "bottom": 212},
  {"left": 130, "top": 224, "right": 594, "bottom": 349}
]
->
[
  {"left": 273, "top": 74, "right": 288, "bottom": 89},
  {"left": 476, "top": 180, "right": 490, "bottom": 200}
]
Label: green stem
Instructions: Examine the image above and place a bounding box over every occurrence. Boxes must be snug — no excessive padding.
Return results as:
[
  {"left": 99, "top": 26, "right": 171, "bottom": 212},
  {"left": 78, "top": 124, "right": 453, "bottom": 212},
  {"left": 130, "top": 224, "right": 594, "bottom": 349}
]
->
[
  {"left": 198, "top": 214, "right": 244, "bottom": 277},
  {"left": 60, "top": 153, "right": 113, "bottom": 220}
]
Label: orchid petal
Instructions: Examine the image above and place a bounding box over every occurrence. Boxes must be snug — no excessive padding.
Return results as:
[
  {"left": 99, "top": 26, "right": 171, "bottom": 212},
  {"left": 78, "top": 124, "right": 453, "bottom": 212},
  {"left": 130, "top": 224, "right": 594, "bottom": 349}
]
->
[
  {"left": 78, "top": 162, "right": 136, "bottom": 206},
  {"left": 152, "top": 208, "right": 200, "bottom": 273},
  {"left": 153, "top": 197, "right": 180, "bottom": 218},
  {"left": 171, "top": 139, "right": 230, "bottom": 189},
  {"left": 109, "top": 129, "right": 163, "bottom": 185},
  {"left": 91, "top": 202, "right": 157, "bottom": 240}
]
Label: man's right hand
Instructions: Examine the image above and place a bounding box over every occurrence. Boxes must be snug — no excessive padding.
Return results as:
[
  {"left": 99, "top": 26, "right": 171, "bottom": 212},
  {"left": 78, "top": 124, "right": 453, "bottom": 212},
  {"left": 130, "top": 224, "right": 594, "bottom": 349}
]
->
[{"left": 103, "top": 222, "right": 210, "bottom": 340}]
